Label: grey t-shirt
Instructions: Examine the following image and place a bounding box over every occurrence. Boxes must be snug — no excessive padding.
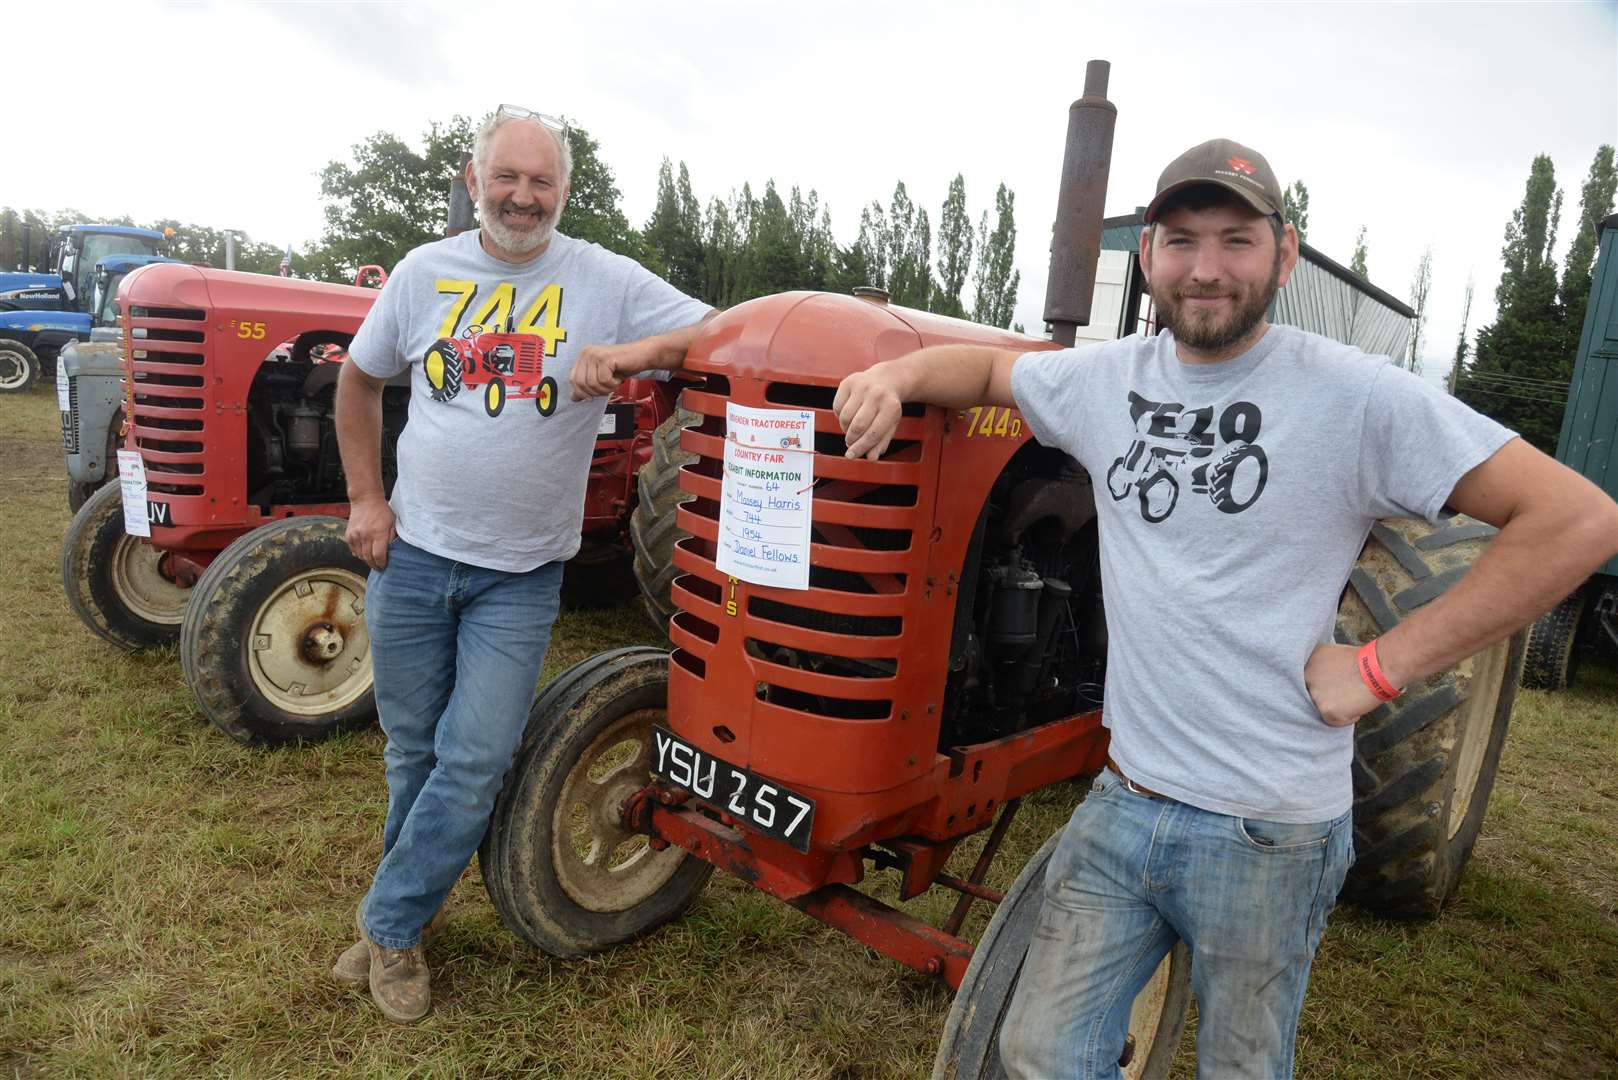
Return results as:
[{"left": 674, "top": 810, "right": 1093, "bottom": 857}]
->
[
  {"left": 349, "top": 229, "right": 711, "bottom": 572},
  {"left": 1010, "top": 324, "right": 1515, "bottom": 822}
]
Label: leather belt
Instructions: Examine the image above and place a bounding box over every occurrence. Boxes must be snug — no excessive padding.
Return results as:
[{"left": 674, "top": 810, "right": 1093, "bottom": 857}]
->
[{"left": 1106, "top": 756, "right": 1166, "bottom": 800}]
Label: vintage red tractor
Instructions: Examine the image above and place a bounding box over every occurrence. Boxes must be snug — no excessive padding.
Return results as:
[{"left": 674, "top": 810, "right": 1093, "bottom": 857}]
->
[
  {"left": 59, "top": 264, "right": 679, "bottom": 744},
  {"left": 424, "top": 321, "right": 547, "bottom": 416},
  {"left": 480, "top": 63, "right": 1526, "bottom": 1079}
]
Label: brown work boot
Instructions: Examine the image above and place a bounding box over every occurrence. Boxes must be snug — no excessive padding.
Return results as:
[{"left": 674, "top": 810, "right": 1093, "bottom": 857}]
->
[
  {"left": 331, "top": 906, "right": 447, "bottom": 986},
  {"left": 353, "top": 909, "right": 431, "bottom": 1023}
]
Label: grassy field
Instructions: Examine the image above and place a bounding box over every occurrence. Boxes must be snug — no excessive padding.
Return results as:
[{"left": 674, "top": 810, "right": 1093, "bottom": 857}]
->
[{"left": 3, "top": 384, "right": 1616, "bottom": 1079}]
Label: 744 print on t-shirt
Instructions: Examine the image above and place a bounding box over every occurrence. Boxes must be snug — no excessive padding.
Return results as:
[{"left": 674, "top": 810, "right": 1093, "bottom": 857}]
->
[
  {"left": 1106, "top": 390, "right": 1270, "bottom": 523},
  {"left": 421, "top": 279, "right": 568, "bottom": 419}
]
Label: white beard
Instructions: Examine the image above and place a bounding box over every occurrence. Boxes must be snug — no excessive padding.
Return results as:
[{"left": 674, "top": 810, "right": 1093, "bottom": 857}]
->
[{"left": 478, "top": 195, "right": 558, "bottom": 257}]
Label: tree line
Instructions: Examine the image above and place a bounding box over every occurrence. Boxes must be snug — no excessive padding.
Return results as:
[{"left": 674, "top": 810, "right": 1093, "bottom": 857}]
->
[
  {"left": 2, "top": 116, "right": 1024, "bottom": 331},
  {"left": 1455, "top": 144, "right": 1615, "bottom": 451}
]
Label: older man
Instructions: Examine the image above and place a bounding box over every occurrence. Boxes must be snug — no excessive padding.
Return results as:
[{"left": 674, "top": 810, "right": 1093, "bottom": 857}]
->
[
  {"left": 833, "top": 139, "right": 1618, "bottom": 1077},
  {"left": 332, "top": 104, "right": 713, "bottom": 1023}
]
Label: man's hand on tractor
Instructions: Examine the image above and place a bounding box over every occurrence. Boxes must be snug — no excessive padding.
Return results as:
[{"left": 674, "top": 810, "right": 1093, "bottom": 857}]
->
[
  {"left": 1304, "top": 642, "right": 1386, "bottom": 727},
  {"left": 346, "top": 494, "right": 397, "bottom": 571},
  {"left": 570, "top": 341, "right": 649, "bottom": 401},
  {"left": 834, "top": 362, "right": 911, "bottom": 461}
]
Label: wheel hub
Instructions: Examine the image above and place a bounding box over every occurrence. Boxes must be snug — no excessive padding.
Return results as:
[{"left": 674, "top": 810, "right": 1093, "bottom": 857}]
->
[
  {"left": 301, "top": 621, "right": 346, "bottom": 663},
  {"left": 0, "top": 352, "right": 30, "bottom": 391},
  {"left": 552, "top": 707, "right": 690, "bottom": 913},
  {"left": 247, "top": 568, "right": 372, "bottom": 716},
  {"left": 109, "top": 535, "right": 190, "bottom": 625}
]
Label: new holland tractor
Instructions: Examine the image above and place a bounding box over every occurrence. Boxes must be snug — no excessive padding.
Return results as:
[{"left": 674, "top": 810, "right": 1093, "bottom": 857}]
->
[
  {"left": 478, "top": 63, "right": 1526, "bottom": 1079},
  {"left": 60, "top": 262, "right": 684, "bottom": 745},
  {"left": 0, "top": 224, "right": 167, "bottom": 393}
]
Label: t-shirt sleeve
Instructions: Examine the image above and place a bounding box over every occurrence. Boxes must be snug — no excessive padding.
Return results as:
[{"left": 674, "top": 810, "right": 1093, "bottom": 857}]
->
[
  {"left": 1356, "top": 363, "right": 1517, "bottom": 523},
  {"left": 347, "top": 256, "right": 414, "bottom": 379},
  {"left": 1009, "top": 347, "right": 1094, "bottom": 461},
  {"left": 616, "top": 261, "right": 713, "bottom": 346}
]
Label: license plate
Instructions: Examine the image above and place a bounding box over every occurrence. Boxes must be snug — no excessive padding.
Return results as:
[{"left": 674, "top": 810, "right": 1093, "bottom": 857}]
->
[{"left": 651, "top": 725, "right": 815, "bottom": 852}]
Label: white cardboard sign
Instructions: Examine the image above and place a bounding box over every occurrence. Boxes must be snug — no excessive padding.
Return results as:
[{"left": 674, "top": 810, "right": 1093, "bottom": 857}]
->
[
  {"left": 116, "top": 450, "right": 152, "bottom": 538},
  {"left": 716, "top": 403, "right": 815, "bottom": 590}
]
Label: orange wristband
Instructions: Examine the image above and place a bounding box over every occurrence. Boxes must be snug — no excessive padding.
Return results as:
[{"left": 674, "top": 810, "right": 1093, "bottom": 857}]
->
[{"left": 1356, "top": 639, "right": 1401, "bottom": 702}]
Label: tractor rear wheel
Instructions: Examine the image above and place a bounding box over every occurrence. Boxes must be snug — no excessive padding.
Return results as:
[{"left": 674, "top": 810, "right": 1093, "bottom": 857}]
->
[
  {"left": 0, "top": 338, "right": 40, "bottom": 393},
  {"left": 1520, "top": 586, "right": 1588, "bottom": 691},
  {"left": 479, "top": 647, "right": 713, "bottom": 957},
  {"left": 180, "top": 517, "right": 375, "bottom": 746},
  {"left": 60, "top": 481, "right": 190, "bottom": 650},
  {"left": 629, "top": 402, "right": 701, "bottom": 631},
  {"left": 933, "top": 830, "right": 1192, "bottom": 1080},
  {"left": 1338, "top": 516, "right": 1527, "bottom": 919}
]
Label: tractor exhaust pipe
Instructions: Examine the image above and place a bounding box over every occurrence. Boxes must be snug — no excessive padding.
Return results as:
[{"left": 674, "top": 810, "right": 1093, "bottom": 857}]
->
[
  {"left": 447, "top": 154, "right": 477, "bottom": 237},
  {"left": 1043, "top": 59, "right": 1117, "bottom": 347}
]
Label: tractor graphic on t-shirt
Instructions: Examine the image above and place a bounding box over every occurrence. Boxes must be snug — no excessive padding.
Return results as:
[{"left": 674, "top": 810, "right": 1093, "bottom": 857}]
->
[
  {"left": 1105, "top": 391, "right": 1269, "bottom": 523},
  {"left": 424, "top": 323, "right": 548, "bottom": 417}
]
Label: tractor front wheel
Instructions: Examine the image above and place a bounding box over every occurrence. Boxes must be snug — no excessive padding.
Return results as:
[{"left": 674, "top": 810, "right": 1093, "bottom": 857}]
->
[
  {"left": 0, "top": 338, "right": 40, "bottom": 393},
  {"left": 480, "top": 647, "right": 713, "bottom": 957},
  {"left": 933, "top": 829, "right": 1192, "bottom": 1080},
  {"left": 1339, "top": 517, "right": 1527, "bottom": 919},
  {"left": 60, "top": 481, "right": 191, "bottom": 650},
  {"left": 180, "top": 517, "right": 374, "bottom": 746}
]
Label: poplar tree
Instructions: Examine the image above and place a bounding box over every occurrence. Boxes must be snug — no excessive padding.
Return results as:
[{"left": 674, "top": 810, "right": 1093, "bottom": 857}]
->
[
  {"left": 1457, "top": 154, "right": 1568, "bottom": 449},
  {"left": 1349, "top": 226, "right": 1368, "bottom": 279},
  {"left": 1407, "top": 246, "right": 1433, "bottom": 375},
  {"left": 972, "top": 184, "right": 1020, "bottom": 329},
  {"left": 1282, "top": 180, "right": 1309, "bottom": 243},
  {"left": 934, "top": 174, "right": 974, "bottom": 318}
]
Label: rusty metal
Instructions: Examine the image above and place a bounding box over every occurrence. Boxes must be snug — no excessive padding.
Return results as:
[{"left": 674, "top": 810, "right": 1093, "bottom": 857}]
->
[
  {"left": 788, "top": 884, "right": 976, "bottom": 990},
  {"left": 1044, "top": 59, "right": 1117, "bottom": 346},
  {"left": 448, "top": 154, "right": 477, "bottom": 236},
  {"left": 934, "top": 873, "right": 1005, "bottom": 905},
  {"left": 942, "top": 797, "right": 1021, "bottom": 936}
]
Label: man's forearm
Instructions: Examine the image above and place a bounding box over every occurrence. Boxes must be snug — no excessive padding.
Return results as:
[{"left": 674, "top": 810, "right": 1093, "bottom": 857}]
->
[
  {"left": 635, "top": 311, "right": 720, "bottom": 373},
  {"left": 1378, "top": 504, "right": 1618, "bottom": 688},
  {"left": 873, "top": 345, "right": 1020, "bottom": 409},
  {"left": 335, "top": 367, "right": 387, "bottom": 502}
]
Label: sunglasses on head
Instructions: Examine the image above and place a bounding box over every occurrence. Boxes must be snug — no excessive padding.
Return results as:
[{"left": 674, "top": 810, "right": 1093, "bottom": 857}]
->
[{"left": 496, "top": 104, "right": 568, "bottom": 137}]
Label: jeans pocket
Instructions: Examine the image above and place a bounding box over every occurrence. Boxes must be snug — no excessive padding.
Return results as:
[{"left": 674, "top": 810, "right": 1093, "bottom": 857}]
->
[
  {"left": 1086, "top": 767, "right": 1120, "bottom": 797},
  {"left": 1238, "top": 815, "right": 1333, "bottom": 851}
]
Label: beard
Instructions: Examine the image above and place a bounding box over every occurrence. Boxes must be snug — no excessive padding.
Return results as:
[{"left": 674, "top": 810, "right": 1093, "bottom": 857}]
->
[
  {"left": 478, "top": 193, "right": 559, "bottom": 257},
  {"left": 1152, "top": 253, "right": 1282, "bottom": 353}
]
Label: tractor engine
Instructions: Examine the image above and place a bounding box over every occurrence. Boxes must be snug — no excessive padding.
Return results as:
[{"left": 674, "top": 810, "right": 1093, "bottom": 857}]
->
[
  {"left": 939, "top": 447, "right": 1106, "bottom": 750},
  {"left": 243, "top": 343, "right": 409, "bottom": 509}
]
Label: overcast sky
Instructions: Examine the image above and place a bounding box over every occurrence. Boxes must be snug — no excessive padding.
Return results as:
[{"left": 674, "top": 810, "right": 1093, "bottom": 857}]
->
[{"left": 11, "top": 1, "right": 1616, "bottom": 383}]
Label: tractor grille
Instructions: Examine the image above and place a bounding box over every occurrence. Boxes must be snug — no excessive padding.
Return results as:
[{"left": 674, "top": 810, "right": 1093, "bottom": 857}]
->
[
  {"left": 61, "top": 376, "right": 79, "bottom": 454},
  {"left": 667, "top": 376, "right": 936, "bottom": 727},
  {"left": 127, "top": 305, "right": 208, "bottom": 496}
]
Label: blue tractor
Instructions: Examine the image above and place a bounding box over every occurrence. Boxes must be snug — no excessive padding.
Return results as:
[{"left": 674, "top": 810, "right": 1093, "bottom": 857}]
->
[{"left": 0, "top": 224, "right": 167, "bottom": 393}]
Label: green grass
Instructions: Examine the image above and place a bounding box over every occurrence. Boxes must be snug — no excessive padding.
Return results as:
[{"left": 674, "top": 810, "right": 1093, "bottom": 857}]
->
[{"left": 4, "top": 384, "right": 1617, "bottom": 1078}]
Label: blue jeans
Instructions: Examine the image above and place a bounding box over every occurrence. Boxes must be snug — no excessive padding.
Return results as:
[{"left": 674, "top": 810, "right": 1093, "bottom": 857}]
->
[
  {"left": 999, "top": 768, "right": 1353, "bottom": 1080},
  {"left": 358, "top": 538, "right": 562, "bottom": 949}
]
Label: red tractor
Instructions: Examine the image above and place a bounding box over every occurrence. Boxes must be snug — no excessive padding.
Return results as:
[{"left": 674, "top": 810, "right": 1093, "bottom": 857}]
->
[
  {"left": 424, "top": 322, "right": 547, "bottom": 416},
  {"left": 59, "top": 264, "right": 679, "bottom": 744},
  {"left": 480, "top": 64, "right": 1526, "bottom": 1079}
]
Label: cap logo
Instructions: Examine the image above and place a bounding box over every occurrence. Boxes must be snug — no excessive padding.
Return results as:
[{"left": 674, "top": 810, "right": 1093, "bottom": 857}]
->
[{"left": 1226, "top": 156, "right": 1257, "bottom": 176}]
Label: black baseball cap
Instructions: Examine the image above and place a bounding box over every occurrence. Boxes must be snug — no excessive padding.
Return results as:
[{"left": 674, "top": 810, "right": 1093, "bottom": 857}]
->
[{"left": 1144, "top": 138, "right": 1284, "bottom": 223}]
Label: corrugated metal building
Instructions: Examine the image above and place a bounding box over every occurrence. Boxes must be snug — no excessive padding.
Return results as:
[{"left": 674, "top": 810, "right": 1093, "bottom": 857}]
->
[{"left": 1079, "top": 212, "right": 1415, "bottom": 360}]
